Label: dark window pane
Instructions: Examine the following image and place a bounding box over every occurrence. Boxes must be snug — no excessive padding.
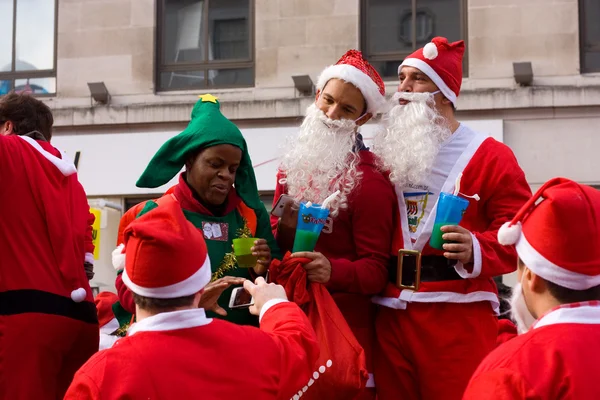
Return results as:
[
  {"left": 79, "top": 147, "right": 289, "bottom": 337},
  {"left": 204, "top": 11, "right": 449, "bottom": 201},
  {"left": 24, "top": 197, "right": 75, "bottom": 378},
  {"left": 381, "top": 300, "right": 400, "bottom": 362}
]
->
[
  {"left": 370, "top": 60, "right": 403, "bottom": 79},
  {"left": 581, "top": 0, "right": 600, "bottom": 72},
  {"left": 159, "top": 70, "right": 206, "bottom": 90},
  {"left": 15, "top": 77, "right": 55, "bottom": 94},
  {"left": 16, "top": 0, "right": 55, "bottom": 71},
  {"left": 366, "top": 0, "right": 412, "bottom": 54},
  {"left": 0, "top": 80, "right": 12, "bottom": 95},
  {"left": 0, "top": 0, "right": 13, "bottom": 72},
  {"left": 418, "top": 0, "right": 462, "bottom": 46},
  {"left": 208, "top": 0, "right": 250, "bottom": 60},
  {"left": 207, "top": 67, "right": 253, "bottom": 87},
  {"left": 163, "top": 0, "right": 206, "bottom": 64}
]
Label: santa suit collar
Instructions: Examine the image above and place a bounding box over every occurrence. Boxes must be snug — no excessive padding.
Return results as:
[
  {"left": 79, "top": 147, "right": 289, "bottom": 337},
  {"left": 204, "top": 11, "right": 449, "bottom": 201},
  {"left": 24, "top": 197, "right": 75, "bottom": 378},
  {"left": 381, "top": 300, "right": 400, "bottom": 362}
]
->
[
  {"left": 128, "top": 308, "right": 212, "bottom": 336},
  {"left": 534, "top": 301, "right": 600, "bottom": 330},
  {"left": 18, "top": 135, "right": 77, "bottom": 176}
]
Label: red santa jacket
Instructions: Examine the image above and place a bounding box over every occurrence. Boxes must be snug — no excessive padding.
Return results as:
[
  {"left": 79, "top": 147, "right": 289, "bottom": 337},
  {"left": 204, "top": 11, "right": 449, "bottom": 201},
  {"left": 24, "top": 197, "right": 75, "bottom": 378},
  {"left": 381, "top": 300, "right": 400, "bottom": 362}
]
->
[
  {"left": 464, "top": 303, "right": 600, "bottom": 399},
  {"left": 0, "top": 135, "right": 96, "bottom": 317},
  {"left": 374, "top": 126, "right": 531, "bottom": 313},
  {"left": 65, "top": 302, "right": 320, "bottom": 400},
  {"left": 271, "top": 150, "right": 396, "bottom": 376}
]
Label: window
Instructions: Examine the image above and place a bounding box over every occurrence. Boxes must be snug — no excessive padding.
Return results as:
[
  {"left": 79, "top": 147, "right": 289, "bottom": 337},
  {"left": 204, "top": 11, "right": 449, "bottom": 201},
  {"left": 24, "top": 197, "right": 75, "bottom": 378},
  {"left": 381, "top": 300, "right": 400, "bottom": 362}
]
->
[
  {"left": 580, "top": 0, "right": 600, "bottom": 73},
  {"left": 360, "top": 0, "right": 467, "bottom": 80},
  {"left": 0, "top": 0, "right": 57, "bottom": 95},
  {"left": 157, "top": 0, "right": 254, "bottom": 91}
]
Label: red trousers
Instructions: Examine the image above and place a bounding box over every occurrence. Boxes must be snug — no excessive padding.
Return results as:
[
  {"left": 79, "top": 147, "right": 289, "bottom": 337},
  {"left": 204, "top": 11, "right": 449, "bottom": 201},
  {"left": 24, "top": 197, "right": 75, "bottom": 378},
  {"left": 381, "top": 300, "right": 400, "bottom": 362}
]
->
[
  {"left": 375, "top": 301, "right": 498, "bottom": 400},
  {"left": 0, "top": 313, "right": 99, "bottom": 399}
]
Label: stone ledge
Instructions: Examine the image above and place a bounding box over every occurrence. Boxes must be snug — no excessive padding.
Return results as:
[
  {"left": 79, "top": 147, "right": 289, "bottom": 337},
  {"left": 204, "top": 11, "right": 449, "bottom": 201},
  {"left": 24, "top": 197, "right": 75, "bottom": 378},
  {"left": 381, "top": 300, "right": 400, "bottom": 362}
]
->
[{"left": 48, "top": 85, "right": 600, "bottom": 127}]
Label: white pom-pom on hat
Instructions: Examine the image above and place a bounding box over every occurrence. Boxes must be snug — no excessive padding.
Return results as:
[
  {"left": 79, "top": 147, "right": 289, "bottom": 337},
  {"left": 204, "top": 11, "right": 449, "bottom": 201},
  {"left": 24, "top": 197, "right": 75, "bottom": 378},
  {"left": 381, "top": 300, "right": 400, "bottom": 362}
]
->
[
  {"left": 71, "top": 287, "right": 87, "bottom": 303},
  {"left": 423, "top": 42, "right": 438, "bottom": 60},
  {"left": 498, "top": 221, "right": 522, "bottom": 246},
  {"left": 112, "top": 243, "right": 126, "bottom": 271}
]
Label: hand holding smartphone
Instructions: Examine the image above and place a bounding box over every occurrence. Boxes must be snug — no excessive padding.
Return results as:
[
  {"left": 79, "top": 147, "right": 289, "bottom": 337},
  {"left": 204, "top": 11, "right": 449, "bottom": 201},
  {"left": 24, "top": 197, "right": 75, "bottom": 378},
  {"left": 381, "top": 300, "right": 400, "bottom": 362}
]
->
[
  {"left": 270, "top": 194, "right": 295, "bottom": 218},
  {"left": 228, "top": 272, "right": 270, "bottom": 310}
]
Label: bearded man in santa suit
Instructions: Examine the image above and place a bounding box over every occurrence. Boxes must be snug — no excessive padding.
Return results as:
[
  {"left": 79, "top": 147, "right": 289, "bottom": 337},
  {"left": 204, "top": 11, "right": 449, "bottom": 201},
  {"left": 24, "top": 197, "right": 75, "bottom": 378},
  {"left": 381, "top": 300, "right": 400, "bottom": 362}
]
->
[
  {"left": 271, "top": 50, "right": 396, "bottom": 399},
  {"left": 464, "top": 177, "right": 600, "bottom": 399},
  {"left": 371, "top": 37, "right": 532, "bottom": 400}
]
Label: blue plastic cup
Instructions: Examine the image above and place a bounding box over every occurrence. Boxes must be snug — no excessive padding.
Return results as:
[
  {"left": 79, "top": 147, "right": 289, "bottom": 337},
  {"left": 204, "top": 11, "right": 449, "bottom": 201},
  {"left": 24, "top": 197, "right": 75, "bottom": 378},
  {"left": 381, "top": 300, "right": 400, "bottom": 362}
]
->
[
  {"left": 292, "top": 202, "right": 330, "bottom": 252},
  {"left": 429, "top": 192, "right": 470, "bottom": 250}
]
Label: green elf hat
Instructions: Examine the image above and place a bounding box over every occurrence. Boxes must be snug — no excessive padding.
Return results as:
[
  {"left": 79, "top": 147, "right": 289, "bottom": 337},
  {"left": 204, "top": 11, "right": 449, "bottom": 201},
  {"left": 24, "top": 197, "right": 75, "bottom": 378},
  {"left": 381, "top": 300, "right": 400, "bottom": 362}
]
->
[{"left": 136, "top": 94, "right": 263, "bottom": 211}]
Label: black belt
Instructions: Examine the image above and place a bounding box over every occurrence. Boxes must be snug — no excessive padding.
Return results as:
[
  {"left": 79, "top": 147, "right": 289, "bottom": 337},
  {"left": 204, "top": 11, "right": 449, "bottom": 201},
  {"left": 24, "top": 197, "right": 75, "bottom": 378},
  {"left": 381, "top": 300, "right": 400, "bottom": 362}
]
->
[
  {"left": 389, "top": 252, "right": 461, "bottom": 290},
  {"left": 0, "top": 289, "right": 98, "bottom": 324}
]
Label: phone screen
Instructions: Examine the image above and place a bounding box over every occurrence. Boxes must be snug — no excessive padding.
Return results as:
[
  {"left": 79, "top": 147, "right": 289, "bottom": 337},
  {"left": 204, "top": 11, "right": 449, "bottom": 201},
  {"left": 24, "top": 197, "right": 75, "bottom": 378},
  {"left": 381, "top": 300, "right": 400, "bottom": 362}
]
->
[{"left": 233, "top": 288, "right": 253, "bottom": 307}]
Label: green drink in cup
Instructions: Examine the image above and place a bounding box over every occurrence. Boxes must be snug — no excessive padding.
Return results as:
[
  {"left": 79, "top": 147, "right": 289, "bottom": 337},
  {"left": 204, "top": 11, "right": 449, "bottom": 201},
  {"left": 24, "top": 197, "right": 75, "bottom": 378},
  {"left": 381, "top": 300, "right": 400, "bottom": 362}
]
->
[
  {"left": 292, "top": 203, "right": 330, "bottom": 252},
  {"left": 429, "top": 192, "right": 470, "bottom": 250},
  {"left": 233, "top": 237, "right": 259, "bottom": 268}
]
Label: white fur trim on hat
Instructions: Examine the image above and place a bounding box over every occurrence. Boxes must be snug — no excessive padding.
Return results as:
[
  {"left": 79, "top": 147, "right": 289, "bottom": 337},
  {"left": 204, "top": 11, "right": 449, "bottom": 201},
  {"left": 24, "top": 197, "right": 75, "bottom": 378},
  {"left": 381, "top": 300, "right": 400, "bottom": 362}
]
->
[
  {"left": 498, "top": 221, "right": 522, "bottom": 245},
  {"left": 317, "top": 64, "right": 386, "bottom": 114},
  {"left": 516, "top": 233, "right": 600, "bottom": 290},
  {"left": 122, "top": 255, "right": 211, "bottom": 298},
  {"left": 112, "top": 244, "right": 126, "bottom": 271},
  {"left": 398, "top": 58, "right": 457, "bottom": 106},
  {"left": 423, "top": 42, "right": 438, "bottom": 60},
  {"left": 100, "top": 317, "right": 120, "bottom": 334},
  {"left": 71, "top": 287, "right": 87, "bottom": 302}
]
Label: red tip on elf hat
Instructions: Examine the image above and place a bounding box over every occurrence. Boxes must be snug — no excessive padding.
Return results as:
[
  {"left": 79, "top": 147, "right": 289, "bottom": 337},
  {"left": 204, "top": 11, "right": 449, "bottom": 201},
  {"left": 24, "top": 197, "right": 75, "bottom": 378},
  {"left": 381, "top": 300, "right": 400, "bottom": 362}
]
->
[
  {"left": 399, "top": 37, "right": 465, "bottom": 107},
  {"left": 498, "top": 177, "right": 600, "bottom": 290},
  {"left": 120, "top": 201, "right": 211, "bottom": 298},
  {"left": 316, "top": 49, "right": 386, "bottom": 115}
]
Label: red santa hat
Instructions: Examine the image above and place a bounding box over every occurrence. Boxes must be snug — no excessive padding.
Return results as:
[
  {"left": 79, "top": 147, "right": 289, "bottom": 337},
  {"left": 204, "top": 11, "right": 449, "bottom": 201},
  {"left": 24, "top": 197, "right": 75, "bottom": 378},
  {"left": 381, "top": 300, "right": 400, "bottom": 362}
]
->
[
  {"left": 95, "top": 291, "right": 120, "bottom": 332},
  {"left": 316, "top": 49, "right": 386, "bottom": 115},
  {"left": 120, "top": 201, "right": 211, "bottom": 298},
  {"left": 399, "top": 37, "right": 465, "bottom": 107},
  {"left": 498, "top": 177, "right": 600, "bottom": 290}
]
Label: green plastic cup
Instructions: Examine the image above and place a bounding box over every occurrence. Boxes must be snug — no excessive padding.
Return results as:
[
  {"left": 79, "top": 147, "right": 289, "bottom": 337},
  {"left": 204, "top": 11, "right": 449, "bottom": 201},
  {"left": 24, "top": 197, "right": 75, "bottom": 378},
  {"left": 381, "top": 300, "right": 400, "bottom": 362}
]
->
[{"left": 233, "top": 238, "right": 259, "bottom": 268}]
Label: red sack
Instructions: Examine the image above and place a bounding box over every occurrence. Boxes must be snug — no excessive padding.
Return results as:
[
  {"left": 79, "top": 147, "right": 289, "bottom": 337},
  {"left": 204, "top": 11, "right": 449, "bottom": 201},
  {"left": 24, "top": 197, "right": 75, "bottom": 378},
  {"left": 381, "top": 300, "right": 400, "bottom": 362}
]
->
[{"left": 270, "top": 253, "right": 368, "bottom": 399}]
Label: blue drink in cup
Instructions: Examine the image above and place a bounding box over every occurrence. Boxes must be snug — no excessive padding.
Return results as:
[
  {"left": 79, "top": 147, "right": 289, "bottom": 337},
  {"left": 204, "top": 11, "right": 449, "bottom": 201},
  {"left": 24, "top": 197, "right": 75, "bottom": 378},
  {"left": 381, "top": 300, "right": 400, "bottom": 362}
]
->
[
  {"left": 429, "top": 192, "right": 470, "bottom": 250},
  {"left": 292, "top": 202, "right": 330, "bottom": 252}
]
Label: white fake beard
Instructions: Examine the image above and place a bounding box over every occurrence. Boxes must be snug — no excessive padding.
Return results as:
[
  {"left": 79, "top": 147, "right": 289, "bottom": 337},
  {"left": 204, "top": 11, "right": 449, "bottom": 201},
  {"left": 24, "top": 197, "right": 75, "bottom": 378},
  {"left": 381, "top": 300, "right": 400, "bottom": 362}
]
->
[
  {"left": 509, "top": 282, "right": 537, "bottom": 334},
  {"left": 279, "top": 104, "right": 361, "bottom": 217},
  {"left": 372, "top": 92, "right": 452, "bottom": 187}
]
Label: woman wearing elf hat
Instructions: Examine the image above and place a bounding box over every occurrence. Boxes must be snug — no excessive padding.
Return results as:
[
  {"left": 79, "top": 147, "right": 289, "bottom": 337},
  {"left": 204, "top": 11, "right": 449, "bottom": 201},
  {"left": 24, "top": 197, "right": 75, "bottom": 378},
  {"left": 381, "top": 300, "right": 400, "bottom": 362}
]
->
[
  {"left": 113, "top": 94, "right": 280, "bottom": 327},
  {"left": 464, "top": 177, "right": 600, "bottom": 399}
]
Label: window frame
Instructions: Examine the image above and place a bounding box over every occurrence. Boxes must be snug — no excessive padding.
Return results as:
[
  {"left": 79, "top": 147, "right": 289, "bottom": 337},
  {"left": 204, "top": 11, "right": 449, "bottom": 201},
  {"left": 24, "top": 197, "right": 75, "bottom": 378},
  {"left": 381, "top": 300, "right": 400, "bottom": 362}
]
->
[
  {"left": 0, "top": 0, "right": 58, "bottom": 97},
  {"left": 360, "top": 0, "right": 469, "bottom": 80},
  {"left": 579, "top": 0, "right": 600, "bottom": 73},
  {"left": 155, "top": 0, "right": 256, "bottom": 92}
]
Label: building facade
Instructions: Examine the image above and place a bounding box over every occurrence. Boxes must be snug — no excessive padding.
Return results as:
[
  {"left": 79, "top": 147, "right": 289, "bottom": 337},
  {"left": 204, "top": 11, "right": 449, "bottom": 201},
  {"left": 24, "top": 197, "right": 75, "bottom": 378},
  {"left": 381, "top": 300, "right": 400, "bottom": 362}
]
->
[{"left": 3, "top": 0, "right": 598, "bottom": 291}]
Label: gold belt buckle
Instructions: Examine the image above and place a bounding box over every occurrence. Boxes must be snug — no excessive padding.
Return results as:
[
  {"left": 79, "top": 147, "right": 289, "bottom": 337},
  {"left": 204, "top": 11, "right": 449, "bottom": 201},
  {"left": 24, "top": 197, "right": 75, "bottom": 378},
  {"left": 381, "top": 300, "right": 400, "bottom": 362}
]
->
[{"left": 396, "top": 249, "right": 422, "bottom": 291}]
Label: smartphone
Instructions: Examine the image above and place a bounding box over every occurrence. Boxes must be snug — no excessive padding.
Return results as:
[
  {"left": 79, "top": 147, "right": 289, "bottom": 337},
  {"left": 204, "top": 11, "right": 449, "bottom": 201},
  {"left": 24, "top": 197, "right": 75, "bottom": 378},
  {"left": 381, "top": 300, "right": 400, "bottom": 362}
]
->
[
  {"left": 229, "top": 286, "right": 254, "bottom": 309},
  {"left": 271, "top": 194, "right": 295, "bottom": 218}
]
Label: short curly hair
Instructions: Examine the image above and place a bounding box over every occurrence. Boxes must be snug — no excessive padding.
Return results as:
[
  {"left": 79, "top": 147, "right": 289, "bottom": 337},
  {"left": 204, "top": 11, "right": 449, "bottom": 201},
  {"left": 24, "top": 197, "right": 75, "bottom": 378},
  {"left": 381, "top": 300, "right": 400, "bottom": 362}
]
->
[{"left": 0, "top": 92, "right": 54, "bottom": 141}]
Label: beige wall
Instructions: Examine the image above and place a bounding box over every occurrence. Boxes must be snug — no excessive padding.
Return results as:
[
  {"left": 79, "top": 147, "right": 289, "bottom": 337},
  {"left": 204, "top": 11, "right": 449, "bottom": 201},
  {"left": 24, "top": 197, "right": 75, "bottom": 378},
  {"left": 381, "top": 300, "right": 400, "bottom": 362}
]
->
[
  {"left": 256, "top": 0, "right": 359, "bottom": 88},
  {"left": 51, "top": 0, "right": 600, "bottom": 127},
  {"left": 468, "top": 0, "right": 580, "bottom": 80},
  {"left": 57, "top": 0, "right": 155, "bottom": 98}
]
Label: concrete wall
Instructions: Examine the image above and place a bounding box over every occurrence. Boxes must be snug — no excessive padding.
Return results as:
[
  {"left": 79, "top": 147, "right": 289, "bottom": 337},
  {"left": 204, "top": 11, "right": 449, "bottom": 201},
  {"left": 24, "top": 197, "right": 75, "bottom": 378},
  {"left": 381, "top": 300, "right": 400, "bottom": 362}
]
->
[
  {"left": 57, "top": 0, "right": 155, "bottom": 98},
  {"left": 469, "top": 0, "right": 580, "bottom": 81}
]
